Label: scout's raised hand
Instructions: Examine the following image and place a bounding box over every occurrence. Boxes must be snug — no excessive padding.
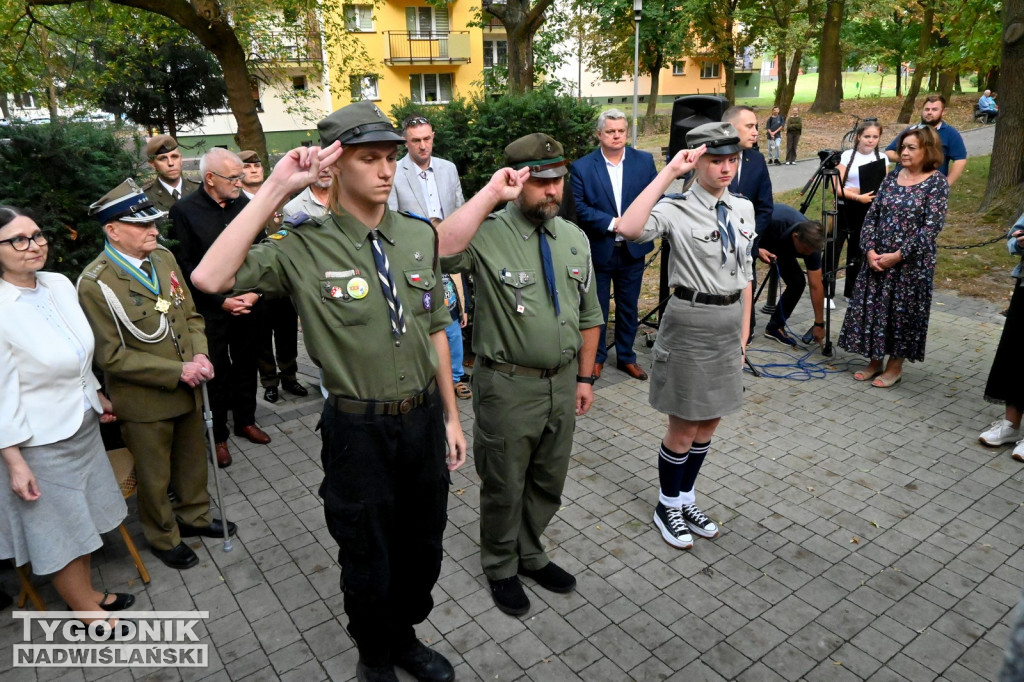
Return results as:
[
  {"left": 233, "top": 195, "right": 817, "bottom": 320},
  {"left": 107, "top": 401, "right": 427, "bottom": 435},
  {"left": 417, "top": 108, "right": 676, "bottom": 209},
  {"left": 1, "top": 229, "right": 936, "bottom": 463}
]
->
[
  {"left": 268, "top": 142, "right": 343, "bottom": 196},
  {"left": 484, "top": 167, "right": 531, "bottom": 204},
  {"left": 667, "top": 145, "right": 707, "bottom": 178}
]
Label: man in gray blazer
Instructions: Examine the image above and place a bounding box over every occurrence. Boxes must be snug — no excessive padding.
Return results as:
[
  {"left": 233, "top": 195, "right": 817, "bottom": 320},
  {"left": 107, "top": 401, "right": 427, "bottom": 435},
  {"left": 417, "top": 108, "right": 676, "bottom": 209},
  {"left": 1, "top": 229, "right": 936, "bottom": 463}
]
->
[{"left": 388, "top": 114, "right": 472, "bottom": 400}]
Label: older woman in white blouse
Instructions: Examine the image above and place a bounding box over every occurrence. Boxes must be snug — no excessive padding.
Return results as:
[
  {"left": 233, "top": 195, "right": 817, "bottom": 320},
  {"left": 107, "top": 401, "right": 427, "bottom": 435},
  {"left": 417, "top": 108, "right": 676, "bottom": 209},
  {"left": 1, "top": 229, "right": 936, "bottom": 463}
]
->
[{"left": 0, "top": 206, "right": 133, "bottom": 629}]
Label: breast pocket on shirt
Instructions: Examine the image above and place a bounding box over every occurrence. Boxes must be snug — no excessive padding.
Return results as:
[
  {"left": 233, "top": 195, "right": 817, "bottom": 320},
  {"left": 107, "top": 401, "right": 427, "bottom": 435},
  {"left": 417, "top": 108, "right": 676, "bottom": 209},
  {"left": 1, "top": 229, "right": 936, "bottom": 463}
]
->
[
  {"left": 319, "top": 278, "right": 371, "bottom": 327},
  {"left": 566, "top": 263, "right": 591, "bottom": 295},
  {"left": 125, "top": 297, "right": 162, "bottom": 334},
  {"left": 403, "top": 270, "right": 437, "bottom": 317},
  {"left": 692, "top": 229, "right": 724, "bottom": 262},
  {"left": 500, "top": 269, "right": 540, "bottom": 316}
]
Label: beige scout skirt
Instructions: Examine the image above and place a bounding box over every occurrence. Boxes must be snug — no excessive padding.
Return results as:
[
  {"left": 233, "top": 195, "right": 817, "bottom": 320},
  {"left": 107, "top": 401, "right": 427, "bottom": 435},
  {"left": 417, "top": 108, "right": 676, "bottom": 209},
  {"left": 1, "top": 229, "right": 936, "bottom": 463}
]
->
[{"left": 648, "top": 296, "right": 745, "bottom": 421}]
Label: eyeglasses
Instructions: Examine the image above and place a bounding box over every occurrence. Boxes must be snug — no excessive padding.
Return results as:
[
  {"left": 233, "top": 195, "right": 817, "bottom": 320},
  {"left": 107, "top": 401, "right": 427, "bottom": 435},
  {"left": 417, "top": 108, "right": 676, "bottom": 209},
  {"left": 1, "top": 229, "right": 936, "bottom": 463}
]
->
[
  {"left": 210, "top": 170, "right": 244, "bottom": 183},
  {"left": 907, "top": 123, "right": 927, "bottom": 130},
  {"left": 0, "top": 231, "right": 48, "bottom": 251},
  {"left": 404, "top": 116, "right": 430, "bottom": 128}
]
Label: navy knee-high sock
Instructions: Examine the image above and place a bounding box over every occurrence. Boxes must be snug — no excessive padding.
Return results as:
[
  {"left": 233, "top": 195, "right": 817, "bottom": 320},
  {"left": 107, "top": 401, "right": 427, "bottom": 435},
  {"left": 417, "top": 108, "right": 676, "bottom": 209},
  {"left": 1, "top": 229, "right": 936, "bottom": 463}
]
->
[
  {"left": 658, "top": 442, "right": 687, "bottom": 501},
  {"left": 679, "top": 440, "right": 711, "bottom": 498}
]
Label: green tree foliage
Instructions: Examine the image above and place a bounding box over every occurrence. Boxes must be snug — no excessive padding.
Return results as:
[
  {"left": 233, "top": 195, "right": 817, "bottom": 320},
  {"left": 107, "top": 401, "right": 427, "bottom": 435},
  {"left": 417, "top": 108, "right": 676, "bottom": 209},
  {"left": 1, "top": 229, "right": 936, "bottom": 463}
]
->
[
  {"left": 0, "top": 123, "right": 141, "bottom": 278},
  {"left": 90, "top": 26, "right": 227, "bottom": 136},
  {"left": 578, "top": 0, "right": 689, "bottom": 124},
  {"left": 390, "top": 87, "right": 599, "bottom": 196}
]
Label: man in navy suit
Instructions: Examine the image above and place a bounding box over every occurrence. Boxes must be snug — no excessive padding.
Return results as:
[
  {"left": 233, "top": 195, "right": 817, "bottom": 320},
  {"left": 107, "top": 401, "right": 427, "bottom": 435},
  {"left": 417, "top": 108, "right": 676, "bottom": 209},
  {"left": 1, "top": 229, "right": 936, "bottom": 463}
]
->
[
  {"left": 570, "top": 110, "right": 658, "bottom": 381},
  {"left": 724, "top": 106, "right": 775, "bottom": 339}
]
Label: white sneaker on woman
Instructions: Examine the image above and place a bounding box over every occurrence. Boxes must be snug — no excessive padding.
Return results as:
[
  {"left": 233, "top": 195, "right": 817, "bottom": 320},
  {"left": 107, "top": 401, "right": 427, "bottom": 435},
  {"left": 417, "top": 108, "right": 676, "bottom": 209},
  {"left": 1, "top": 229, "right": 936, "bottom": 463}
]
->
[{"left": 980, "top": 419, "right": 1020, "bottom": 446}]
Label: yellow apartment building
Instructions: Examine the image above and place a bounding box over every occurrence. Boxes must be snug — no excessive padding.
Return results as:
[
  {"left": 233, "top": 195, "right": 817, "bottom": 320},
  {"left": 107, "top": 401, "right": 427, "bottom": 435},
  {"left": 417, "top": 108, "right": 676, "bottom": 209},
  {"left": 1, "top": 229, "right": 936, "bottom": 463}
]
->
[{"left": 335, "top": 1, "right": 504, "bottom": 117}]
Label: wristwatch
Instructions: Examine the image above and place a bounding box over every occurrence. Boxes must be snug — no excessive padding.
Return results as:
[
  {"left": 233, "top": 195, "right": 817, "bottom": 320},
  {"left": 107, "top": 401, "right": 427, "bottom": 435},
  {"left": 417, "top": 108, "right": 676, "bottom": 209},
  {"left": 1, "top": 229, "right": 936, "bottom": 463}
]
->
[{"left": 577, "top": 375, "right": 596, "bottom": 385}]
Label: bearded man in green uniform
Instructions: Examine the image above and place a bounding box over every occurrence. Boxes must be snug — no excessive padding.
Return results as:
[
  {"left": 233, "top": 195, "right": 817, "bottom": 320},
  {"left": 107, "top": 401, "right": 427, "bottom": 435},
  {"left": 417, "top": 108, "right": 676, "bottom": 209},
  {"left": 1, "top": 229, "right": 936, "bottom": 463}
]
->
[
  {"left": 438, "top": 133, "right": 603, "bottom": 617},
  {"left": 77, "top": 179, "right": 235, "bottom": 571},
  {"left": 190, "top": 102, "right": 486, "bottom": 682}
]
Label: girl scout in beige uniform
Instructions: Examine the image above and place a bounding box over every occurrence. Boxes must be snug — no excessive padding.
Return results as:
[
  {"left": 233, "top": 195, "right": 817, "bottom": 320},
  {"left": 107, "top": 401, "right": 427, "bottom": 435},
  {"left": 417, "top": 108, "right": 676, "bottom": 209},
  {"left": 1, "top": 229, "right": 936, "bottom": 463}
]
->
[{"left": 616, "top": 122, "right": 755, "bottom": 550}]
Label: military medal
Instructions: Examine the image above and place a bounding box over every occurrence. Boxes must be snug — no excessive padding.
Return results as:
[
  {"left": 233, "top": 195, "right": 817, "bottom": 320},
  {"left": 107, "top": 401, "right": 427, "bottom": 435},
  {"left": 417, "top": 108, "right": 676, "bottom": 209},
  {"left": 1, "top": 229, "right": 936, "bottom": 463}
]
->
[
  {"left": 347, "top": 277, "right": 369, "bottom": 299},
  {"left": 169, "top": 270, "right": 185, "bottom": 307},
  {"left": 155, "top": 298, "right": 171, "bottom": 313}
]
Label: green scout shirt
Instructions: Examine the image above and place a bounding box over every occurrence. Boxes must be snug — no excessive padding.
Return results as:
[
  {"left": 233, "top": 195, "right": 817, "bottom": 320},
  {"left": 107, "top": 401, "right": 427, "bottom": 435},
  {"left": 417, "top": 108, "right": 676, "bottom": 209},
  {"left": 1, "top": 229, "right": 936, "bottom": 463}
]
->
[
  {"left": 233, "top": 209, "right": 450, "bottom": 401},
  {"left": 442, "top": 202, "right": 602, "bottom": 370}
]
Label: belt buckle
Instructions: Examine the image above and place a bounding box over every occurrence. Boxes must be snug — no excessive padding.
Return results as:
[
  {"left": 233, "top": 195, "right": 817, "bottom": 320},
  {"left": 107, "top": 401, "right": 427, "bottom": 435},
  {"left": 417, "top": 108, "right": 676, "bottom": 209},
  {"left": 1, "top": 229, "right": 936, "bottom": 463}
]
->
[
  {"left": 687, "top": 289, "right": 698, "bottom": 304},
  {"left": 399, "top": 398, "right": 414, "bottom": 415}
]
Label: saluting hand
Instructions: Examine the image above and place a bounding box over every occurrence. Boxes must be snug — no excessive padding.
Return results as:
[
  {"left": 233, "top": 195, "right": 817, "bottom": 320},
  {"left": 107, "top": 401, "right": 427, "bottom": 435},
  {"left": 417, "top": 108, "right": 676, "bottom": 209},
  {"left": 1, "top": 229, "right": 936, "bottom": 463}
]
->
[
  {"left": 484, "top": 167, "right": 530, "bottom": 204},
  {"left": 666, "top": 145, "right": 707, "bottom": 178},
  {"left": 267, "top": 142, "right": 344, "bottom": 196}
]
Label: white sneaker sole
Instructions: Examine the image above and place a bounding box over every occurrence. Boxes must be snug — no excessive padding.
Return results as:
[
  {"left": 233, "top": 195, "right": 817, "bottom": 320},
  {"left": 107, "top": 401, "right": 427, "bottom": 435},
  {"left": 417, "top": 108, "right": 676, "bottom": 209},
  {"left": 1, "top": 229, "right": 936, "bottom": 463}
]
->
[
  {"left": 685, "top": 520, "right": 720, "bottom": 539},
  {"left": 653, "top": 513, "right": 693, "bottom": 549},
  {"left": 980, "top": 434, "right": 1019, "bottom": 447}
]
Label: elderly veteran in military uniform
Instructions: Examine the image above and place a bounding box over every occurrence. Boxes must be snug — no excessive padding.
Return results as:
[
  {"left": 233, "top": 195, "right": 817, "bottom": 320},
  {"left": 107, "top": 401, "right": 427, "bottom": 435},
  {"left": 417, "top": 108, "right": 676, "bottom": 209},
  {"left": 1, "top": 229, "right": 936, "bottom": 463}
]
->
[
  {"left": 616, "top": 122, "right": 754, "bottom": 552},
  {"left": 437, "top": 133, "right": 602, "bottom": 617},
  {"left": 189, "top": 101, "right": 469, "bottom": 682},
  {"left": 142, "top": 135, "right": 199, "bottom": 215},
  {"left": 77, "top": 180, "right": 236, "bottom": 571}
]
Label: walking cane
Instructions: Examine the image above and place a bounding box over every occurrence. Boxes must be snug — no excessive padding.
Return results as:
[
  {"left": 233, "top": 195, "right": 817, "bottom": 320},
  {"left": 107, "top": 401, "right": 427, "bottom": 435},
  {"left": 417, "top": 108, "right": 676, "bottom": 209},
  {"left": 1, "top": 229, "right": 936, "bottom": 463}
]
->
[{"left": 200, "top": 381, "right": 233, "bottom": 552}]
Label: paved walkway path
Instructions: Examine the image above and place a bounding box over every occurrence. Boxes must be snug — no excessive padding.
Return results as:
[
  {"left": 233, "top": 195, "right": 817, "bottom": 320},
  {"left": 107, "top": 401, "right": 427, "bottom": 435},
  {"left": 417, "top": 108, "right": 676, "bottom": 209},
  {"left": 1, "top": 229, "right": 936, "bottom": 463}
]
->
[{"left": 2, "top": 281, "right": 1021, "bottom": 681}]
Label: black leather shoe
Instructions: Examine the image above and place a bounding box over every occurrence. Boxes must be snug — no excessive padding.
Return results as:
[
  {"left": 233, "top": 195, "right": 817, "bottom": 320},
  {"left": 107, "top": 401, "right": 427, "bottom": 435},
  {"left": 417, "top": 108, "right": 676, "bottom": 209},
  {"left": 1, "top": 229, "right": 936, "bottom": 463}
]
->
[
  {"left": 282, "top": 379, "right": 309, "bottom": 397},
  {"left": 488, "top": 576, "right": 530, "bottom": 616},
  {"left": 178, "top": 518, "right": 237, "bottom": 539},
  {"left": 356, "top": 660, "right": 399, "bottom": 682},
  {"left": 99, "top": 590, "right": 135, "bottom": 611},
  {"left": 263, "top": 386, "right": 279, "bottom": 403},
  {"left": 519, "top": 561, "right": 577, "bottom": 593},
  {"left": 394, "top": 640, "right": 454, "bottom": 682},
  {"left": 152, "top": 543, "right": 199, "bottom": 569}
]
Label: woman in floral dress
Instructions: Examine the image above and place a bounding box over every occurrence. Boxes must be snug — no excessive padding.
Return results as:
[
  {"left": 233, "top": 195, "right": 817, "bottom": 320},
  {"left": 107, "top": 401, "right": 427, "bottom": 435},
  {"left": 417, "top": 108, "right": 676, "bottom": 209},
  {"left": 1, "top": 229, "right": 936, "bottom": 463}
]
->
[{"left": 838, "top": 125, "right": 949, "bottom": 387}]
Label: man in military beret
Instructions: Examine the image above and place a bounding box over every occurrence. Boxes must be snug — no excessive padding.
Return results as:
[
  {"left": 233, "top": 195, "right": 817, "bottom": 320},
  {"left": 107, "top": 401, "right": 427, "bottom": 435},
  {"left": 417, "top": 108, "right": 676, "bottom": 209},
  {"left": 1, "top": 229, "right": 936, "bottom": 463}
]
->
[
  {"left": 170, "top": 148, "right": 272, "bottom": 469},
  {"left": 238, "top": 150, "right": 264, "bottom": 199},
  {"left": 190, "top": 100, "right": 470, "bottom": 682},
  {"left": 142, "top": 135, "right": 200, "bottom": 215},
  {"left": 77, "top": 179, "right": 236, "bottom": 570},
  {"left": 438, "top": 133, "right": 603, "bottom": 617}
]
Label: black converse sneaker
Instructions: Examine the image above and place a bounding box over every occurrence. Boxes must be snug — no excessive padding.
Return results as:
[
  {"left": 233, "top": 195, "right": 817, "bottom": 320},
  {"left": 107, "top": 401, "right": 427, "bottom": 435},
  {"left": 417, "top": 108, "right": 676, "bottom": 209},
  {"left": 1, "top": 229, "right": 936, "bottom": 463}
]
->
[
  {"left": 681, "top": 503, "right": 719, "bottom": 538},
  {"left": 654, "top": 503, "right": 693, "bottom": 549}
]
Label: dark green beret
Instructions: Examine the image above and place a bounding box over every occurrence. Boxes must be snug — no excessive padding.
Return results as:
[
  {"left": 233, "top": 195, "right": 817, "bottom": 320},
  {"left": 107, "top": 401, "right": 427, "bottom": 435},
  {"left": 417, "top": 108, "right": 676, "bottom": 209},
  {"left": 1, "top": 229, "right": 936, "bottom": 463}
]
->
[
  {"left": 318, "top": 101, "right": 404, "bottom": 146},
  {"left": 503, "top": 133, "right": 568, "bottom": 178}
]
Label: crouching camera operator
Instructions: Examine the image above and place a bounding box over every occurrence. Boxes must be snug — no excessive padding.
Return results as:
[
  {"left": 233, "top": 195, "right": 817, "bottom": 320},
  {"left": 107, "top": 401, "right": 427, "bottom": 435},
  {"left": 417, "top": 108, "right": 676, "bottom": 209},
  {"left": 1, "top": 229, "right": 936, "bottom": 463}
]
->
[{"left": 759, "top": 204, "right": 827, "bottom": 348}]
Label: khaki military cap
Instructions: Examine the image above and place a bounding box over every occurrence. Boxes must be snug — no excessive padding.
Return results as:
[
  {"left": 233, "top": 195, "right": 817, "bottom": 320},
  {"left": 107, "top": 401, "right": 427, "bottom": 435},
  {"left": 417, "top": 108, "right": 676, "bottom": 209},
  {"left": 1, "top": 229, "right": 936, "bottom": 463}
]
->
[
  {"left": 318, "top": 101, "right": 404, "bottom": 146},
  {"left": 89, "top": 178, "right": 167, "bottom": 224},
  {"left": 686, "top": 122, "right": 742, "bottom": 155}
]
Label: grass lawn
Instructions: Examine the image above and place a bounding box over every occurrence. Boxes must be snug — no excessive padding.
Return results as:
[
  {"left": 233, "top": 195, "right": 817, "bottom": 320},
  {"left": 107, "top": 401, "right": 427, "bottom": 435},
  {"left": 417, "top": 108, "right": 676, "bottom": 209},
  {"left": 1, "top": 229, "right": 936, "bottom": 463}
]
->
[{"left": 738, "top": 71, "right": 903, "bottom": 107}]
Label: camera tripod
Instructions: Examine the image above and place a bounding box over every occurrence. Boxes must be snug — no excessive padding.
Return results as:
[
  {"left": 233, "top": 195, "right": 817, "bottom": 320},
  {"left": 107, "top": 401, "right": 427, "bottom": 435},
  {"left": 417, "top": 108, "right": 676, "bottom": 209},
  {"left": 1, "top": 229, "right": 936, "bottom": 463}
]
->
[{"left": 796, "top": 152, "right": 846, "bottom": 357}]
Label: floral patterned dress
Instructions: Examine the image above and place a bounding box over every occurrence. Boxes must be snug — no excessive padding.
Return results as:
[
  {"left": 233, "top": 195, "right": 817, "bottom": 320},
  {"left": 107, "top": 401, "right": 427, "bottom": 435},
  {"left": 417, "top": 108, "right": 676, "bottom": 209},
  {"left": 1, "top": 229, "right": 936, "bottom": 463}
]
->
[{"left": 837, "top": 168, "right": 948, "bottom": 362}]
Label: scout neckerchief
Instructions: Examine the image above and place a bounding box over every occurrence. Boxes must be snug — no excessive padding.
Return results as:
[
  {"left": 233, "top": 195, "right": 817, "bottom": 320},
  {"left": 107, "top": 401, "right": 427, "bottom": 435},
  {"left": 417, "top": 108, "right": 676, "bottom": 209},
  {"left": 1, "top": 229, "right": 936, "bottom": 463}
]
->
[
  {"left": 538, "top": 225, "right": 561, "bottom": 316},
  {"left": 104, "top": 241, "right": 159, "bottom": 296}
]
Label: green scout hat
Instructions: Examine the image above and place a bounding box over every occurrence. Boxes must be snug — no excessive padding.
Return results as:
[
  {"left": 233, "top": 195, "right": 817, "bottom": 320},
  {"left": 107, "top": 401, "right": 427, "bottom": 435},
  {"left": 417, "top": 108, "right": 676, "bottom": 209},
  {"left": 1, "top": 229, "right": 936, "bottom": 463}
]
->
[
  {"left": 145, "top": 135, "right": 178, "bottom": 158},
  {"left": 504, "top": 133, "right": 568, "bottom": 178},
  {"left": 686, "top": 122, "right": 742, "bottom": 156},
  {"left": 318, "top": 101, "right": 405, "bottom": 146},
  {"left": 89, "top": 178, "right": 167, "bottom": 225}
]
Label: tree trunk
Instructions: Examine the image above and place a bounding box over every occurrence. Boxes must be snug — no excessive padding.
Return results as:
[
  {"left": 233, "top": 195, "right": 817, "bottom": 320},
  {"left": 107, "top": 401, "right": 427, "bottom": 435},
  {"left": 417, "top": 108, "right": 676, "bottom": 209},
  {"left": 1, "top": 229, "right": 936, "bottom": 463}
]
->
[
  {"left": 939, "top": 69, "right": 955, "bottom": 101},
  {"left": 983, "top": 1, "right": 1024, "bottom": 209},
  {"left": 643, "top": 53, "right": 663, "bottom": 132},
  {"left": 505, "top": 24, "right": 534, "bottom": 93},
  {"left": 774, "top": 49, "right": 789, "bottom": 109},
  {"left": 954, "top": 70, "right": 962, "bottom": 93},
  {"left": 781, "top": 48, "right": 802, "bottom": 115},
  {"left": 810, "top": 0, "right": 844, "bottom": 113},
  {"left": 46, "top": 83, "right": 59, "bottom": 121},
  {"left": 896, "top": 67, "right": 902, "bottom": 97},
  {"left": 897, "top": 2, "right": 934, "bottom": 123},
  {"left": 484, "top": 0, "right": 556, "bottom": 94},
  {"left": 985, "top": 66, "right": 1000, "bottom": 90},
  {"left": 0, "top": 93, "right": 10, "bottom": 120}
]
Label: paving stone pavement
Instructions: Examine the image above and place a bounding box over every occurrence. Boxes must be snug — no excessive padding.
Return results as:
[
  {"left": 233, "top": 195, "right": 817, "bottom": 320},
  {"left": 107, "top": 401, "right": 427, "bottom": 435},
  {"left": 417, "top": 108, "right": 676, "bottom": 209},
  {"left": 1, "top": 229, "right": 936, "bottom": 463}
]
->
[{"left": 2, "top": 286, "right": 1022, "bottom": 681}]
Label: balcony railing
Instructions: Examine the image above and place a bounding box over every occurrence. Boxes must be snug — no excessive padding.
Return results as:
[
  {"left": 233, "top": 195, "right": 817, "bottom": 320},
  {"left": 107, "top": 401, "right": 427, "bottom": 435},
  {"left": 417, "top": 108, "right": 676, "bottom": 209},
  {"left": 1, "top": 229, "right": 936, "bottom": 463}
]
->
[
  {"left": 249, "top": 29, "right": 323, "bottom": 64},
  {"left": 383, "top": 31, "right": 471, "bottom": 65}
]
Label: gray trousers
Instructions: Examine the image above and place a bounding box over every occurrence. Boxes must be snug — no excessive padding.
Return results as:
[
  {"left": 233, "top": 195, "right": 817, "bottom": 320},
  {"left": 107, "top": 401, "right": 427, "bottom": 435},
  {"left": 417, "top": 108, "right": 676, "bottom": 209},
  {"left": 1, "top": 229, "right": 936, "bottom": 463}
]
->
[{"left": 472, "top": 365, "right": 577, "bottom": 580}]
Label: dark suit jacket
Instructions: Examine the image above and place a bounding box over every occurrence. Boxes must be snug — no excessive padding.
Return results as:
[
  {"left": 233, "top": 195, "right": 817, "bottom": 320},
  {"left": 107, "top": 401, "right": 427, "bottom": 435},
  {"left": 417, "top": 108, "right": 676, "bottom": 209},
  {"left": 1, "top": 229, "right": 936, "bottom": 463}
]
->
[
  {"left": 730, "top": 148, "right": 774, "bottom": 247},
  {"left": 570, "top": 146, "right": 658, "bottom": 264},
  {"left": 168, "top": 186, "right": 251, "bottom": 317}
]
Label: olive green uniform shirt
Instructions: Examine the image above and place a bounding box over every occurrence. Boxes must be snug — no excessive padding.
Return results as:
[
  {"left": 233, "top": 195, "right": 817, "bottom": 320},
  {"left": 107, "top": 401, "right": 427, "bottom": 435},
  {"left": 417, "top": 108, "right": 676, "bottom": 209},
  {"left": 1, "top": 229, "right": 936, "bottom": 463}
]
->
[
  {"left": 234, "top": 209, "right": 450, "bottom": 400},
  {"left": 442, "top": 202, "right": 603, "bottom": 368}
]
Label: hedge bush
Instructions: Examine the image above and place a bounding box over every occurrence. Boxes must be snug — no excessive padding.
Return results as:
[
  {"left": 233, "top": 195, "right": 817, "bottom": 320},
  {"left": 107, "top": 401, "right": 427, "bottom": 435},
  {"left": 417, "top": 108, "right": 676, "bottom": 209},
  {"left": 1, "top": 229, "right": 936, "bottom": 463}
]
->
[
  {"left": 391, "top": 87, "right": 600, "bottom": 197},
  {"left": 0, "top": 123, "right": 142, "bottom": 279}
]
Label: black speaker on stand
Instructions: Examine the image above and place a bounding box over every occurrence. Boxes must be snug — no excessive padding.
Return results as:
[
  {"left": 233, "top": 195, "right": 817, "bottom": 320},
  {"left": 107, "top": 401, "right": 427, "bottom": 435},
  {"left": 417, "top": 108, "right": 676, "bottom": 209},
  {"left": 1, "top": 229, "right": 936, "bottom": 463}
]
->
[{"left": 642, "top": 95, "right": 731, "bottom": 340}]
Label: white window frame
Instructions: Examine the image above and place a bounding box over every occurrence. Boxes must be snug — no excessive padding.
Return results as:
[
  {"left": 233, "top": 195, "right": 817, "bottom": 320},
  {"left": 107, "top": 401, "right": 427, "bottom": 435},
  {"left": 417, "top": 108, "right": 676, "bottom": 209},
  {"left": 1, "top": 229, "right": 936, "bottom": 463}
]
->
[
  {"left": 344, "top": 4, "right": 374, "bottom": 32},
  {"left": 672, "top": 61, "right": 685, "bottom": 76},
  {"left": 350, "top": 75, "right": 380, "bottom": 101},
  {"left": 700, "top": 61, "right": 721, "bottom": 79},
  {"left": 410, "top": 73, "right": 454, "bottom": 104},
  {"left": 483, "top": 39, "right": 508, "bottom": 69}
]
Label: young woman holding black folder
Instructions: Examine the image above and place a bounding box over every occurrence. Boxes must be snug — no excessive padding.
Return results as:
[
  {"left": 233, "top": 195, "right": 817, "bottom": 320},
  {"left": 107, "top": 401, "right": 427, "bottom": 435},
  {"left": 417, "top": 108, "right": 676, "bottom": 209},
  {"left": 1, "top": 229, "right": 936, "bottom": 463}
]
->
[{"left": 833, "top": 122, "right": 889, "bottom": 298}]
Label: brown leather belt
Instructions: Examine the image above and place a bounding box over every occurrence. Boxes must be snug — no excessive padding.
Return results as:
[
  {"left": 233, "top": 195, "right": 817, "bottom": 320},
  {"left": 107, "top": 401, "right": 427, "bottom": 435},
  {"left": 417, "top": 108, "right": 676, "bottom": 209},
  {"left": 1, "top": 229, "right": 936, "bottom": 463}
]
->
[
  {"left": 480, "top": 357, "right": 568, "bottom": 378},
  {"left": 328, "top": 378, "right": 436, "bottom": 416},
  {"left": 673, "top": 286, "right": 742, "bottom": 306}
]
